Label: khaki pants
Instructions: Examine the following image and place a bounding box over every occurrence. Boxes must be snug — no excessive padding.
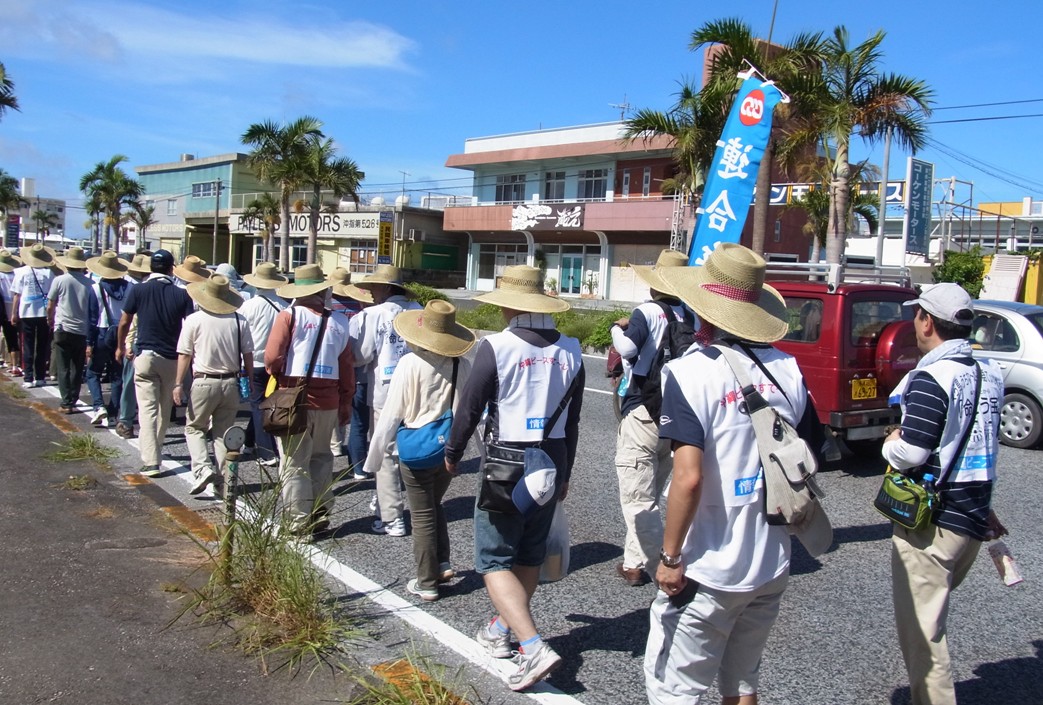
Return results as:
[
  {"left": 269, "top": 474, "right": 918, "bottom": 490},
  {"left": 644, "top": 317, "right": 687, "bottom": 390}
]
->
[
  {"left": 185, "top": 377, "right": 240, "bottom": 476},
  {"left": 134, "top": 353, "right": 178, "bottom": 467},
  {"left": 892, "top": 522, "right": 982, "bottom": 705},
  {"left": 615, "top": 404, "right": 674, "bottom": 571},
  {"left": 277, "top": 408, "right": 337, "bottom": 530},
  {"left": 373, "top": 406, "right": 405, "bottom": 523}
]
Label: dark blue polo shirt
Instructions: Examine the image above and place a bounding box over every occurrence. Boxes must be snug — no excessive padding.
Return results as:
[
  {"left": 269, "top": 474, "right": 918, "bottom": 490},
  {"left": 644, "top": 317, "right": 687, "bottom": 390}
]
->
[{"left": 123, "top": 275, "right": 194, "bottom": 360}]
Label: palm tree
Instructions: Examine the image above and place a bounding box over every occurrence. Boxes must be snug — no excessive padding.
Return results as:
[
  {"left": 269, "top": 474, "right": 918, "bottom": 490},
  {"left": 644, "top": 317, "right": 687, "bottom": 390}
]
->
[
  {"left": 785, "top": 187, "right": 878, "bottom": 263},
  {"left": 31, "top": 209, "right": 60, "bottom": 244},
  {"left": 83, "top": 191, "right": 104, "bottom": 253},
  {"left": 126, "top": 201, "right": 157, "bottom": 250},
  {"left": 241, "top": 117, "right": 324, "bottom": 271},
  {"left": 689, "top": 18, "right": 826, "bottom": 255},
  {"left": 0, "top": 169, "right": 27, "bottom": 224},
  {"left": 301, "top": 135, "right": 364, "bottom": 264},
  {"left": 791, "top": 27, "right": 932, "bottom": 264},
  {"left": 0, "top": 62, "right": 19, "bottom": 121},
  {"left": 242, "top": 192, "right": 281, "bottom": 264},
  {"left": 79, "top": 155, "right": 144, "bottom": 251}
]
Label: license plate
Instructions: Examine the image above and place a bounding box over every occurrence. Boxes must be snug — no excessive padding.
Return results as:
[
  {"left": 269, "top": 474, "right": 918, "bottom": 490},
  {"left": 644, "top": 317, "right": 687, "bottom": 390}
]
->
[{"left": 851, "top": 378, "right": 877, "bottom": 400}]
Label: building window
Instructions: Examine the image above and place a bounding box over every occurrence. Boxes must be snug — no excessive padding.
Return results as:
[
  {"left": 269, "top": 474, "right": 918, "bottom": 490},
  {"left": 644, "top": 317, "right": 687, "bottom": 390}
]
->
[
  {"left": 477, "top": 243, "right": 527, "bottom": 279},
  {"left": 642, "top": 167, "right": 652, "bottom": 197},
  {"left": 621, "top": 170, "right": 631, "bottom": 199},
  {"left": 577, "top": 169, "right": 607, "bottom": 201},
  {"left": 347, "top": 240, "right": 377, "bottom": 274},
  {"left": 1031, "top": 201, "right": 1043, "bottom": 216},
  {"left": 167, "top": 199, "right": 178, "bottom": 216},
  {"left": 543, "top": 171, "right": 565, "bottom": 202},
  {"left": 495, "top": 174, "right": 526, "bottom": 203},
  {"left": 192, "top": 182, "right": 216, "bottom": 198},
  {"left": 260, "top": 241, "right": 307, "bottom": 269}
]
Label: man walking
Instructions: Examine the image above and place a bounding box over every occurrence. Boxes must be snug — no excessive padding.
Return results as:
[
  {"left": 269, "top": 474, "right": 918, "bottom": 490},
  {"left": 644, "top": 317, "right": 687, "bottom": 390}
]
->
[
  {"left": 173, "top": 275, "right": 253, "bottom": 496},
  {"left": 116, "top": 250, "right": 194, "bottom": 477},
  {"left": 326, "top": 267, "right": 369, "bottom": 464},
  {"left": 352, "top": 265, "right": 421, "bottom": 536},
  {"left": 883, "top": 283, "right": 1006, "bottom": 705},
  {"left": 85, "top": 250, "right": 131, "bottom": 426},
  {"left": 610, "top": 249, "right": 692, "bottom": 586},
  {"left": 114, "top": 253, "right": 150, "bottom": 439},
  {"left": 444, "top": 265, "right": 584, "bottom": 692},
  {"left": 47, "top": 247, "right": 94, "bottom": 413},
  {"left": 10, "top": 244, "right": 56, "bottom": 388},
  {"left": 646, "top": 244, "right": 825, "bottom": 705}
]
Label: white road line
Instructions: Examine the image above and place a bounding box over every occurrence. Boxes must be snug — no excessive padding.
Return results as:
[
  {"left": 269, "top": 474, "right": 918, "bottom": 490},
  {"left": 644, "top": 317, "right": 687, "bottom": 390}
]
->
[{"left": 32, "top": 381, "right": 585, "bottom": 702}]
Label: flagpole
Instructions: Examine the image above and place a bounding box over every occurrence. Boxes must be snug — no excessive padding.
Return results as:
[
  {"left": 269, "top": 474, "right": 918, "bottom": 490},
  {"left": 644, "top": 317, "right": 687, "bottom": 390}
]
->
[{"left": 875, "top": 127, "right": 891, "bottom": 266}]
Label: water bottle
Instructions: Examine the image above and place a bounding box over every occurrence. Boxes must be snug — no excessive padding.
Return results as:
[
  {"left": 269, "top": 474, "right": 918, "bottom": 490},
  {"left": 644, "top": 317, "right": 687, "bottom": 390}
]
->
[
  {"left": 922, "top": 473, "right": 936, "bottom": 507},
  {"left": 238, "top": 371, "right": 250, "bottom": 402}
]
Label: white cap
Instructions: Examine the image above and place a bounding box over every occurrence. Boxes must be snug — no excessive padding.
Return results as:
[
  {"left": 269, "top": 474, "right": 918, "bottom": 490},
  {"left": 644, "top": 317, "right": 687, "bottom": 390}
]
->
[{"left": 903, "top": 283, "right": 974, "bottom": 325}]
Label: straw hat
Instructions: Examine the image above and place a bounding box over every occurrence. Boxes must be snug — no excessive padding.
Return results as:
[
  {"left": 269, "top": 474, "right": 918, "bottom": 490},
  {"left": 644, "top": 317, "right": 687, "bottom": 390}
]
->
[
  {"left": 327, "top": 267, "right": 372, "bottom": 303},
  {"left": 657, "top": 243, "right": 788, "bottom": 344},
  {"left": 631, "top": 249, "right": 688, "bottom": 296},
  {"left": 474, "top": 265, "right": 570, "bottom": 314},
  {"left": 173, "top": 255, "right": 212, "bottom": 283},
  {"left": 242, "top": 262, "right": 288, "bottom": 290},
  {"left": 393, "top": 300, "right": 476, "bottom": 358},
  {"left": 0, "top": 249, "right": 21, "bottom": 273},
  {"left": 276, "top": 263, "right": 331, "bottom": 299},
  {"left": 187, "top": 274, "right": 244, "bottom": 315},
  {"left": 127, "top": 253, "right": 152, "bottom": 276},
  {"left": 19, "top": 243, "right": 57, "bottom": 268},
  {"left": 87, "top": 250, "right": 129, "bottom": 280},
  {"left": 56, "top": 246, "right": 89, "bottom": 270},
  {"left": 355, "top": 264, "right": 413, "bottom": 296}
]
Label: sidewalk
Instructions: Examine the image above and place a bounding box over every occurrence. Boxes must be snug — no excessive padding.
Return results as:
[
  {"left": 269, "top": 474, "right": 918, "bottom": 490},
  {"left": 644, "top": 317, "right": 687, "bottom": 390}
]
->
[{"left": 0, "top": 385, "right": 357, "bottom": 705}]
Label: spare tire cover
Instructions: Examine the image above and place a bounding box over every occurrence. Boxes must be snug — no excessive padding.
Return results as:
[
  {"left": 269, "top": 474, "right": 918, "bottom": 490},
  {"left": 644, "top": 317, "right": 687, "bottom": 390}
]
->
[{"left": 876, "top": 320, "right": 921, "bottom": 392}]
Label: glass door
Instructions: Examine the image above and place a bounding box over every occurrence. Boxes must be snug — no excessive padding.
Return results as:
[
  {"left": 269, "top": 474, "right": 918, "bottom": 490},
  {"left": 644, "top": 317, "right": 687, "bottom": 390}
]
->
[{"left": 561, "top": 255, "right": 583, "bottom": 294}]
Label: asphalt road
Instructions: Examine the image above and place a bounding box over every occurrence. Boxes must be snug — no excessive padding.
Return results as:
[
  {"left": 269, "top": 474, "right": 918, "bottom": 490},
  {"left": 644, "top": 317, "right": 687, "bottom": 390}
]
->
[{"left": 20, "top": 356, "right": 1043, "bottom": 705}]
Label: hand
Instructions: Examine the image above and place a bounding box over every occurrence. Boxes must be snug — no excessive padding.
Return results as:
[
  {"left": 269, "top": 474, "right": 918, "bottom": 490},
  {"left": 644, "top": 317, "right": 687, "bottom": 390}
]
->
[
  {"left": 125, "top": 349, "right": 134, "bottom": 361},
  {"left": 172, "top": 385, "right": 184, "bottom": 407},
  {"left": 85, "top": 346, "right": 93, "bottom": 361},
  {"left": 445, "top": 460, "right": 458, "bottom": 476},
  {"left": 656, "top": 562, "right": 686, "bottom": 596},
  {"left": 11, "top": 314, "right": 19, "bottom": 326},
  {"left": 986, "top": 510, "right": 1008, "bottom": 540},
  {"left": 614, "top": 317, "right": 629, "bottom": 329},
  {"left": 115, "top": 348, "right": 125, "bottom": 363},
  {"left": 884, "top": 427, "right": 902, "bottom": 443}
]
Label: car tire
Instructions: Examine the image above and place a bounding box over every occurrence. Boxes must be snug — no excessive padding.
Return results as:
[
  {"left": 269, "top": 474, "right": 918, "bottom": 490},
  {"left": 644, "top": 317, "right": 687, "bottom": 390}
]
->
[{"left": 1000, "top": 392, "right": 1043, "bottom": 449}]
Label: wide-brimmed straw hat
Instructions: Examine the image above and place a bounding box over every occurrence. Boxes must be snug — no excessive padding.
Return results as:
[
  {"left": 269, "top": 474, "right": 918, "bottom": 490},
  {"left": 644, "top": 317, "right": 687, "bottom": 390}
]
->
[
  {"left": 355, "top": 264, "right": 413, "bottom": 296},
  {"left": 327, "top": 267, "right": 372, "bottom": 303},
  {"left": 19, "top": 243, "right": 57, "bottom": 268},
  {"left": 242, "top": 262, "right": 288, "bottom": 290},
  {"left": 474, "top": 265, "right": 570, "bottom": 314},
  {"left": 393, "top": 300, "right": 476, "bottom": 358},
  {"left": 187, "top": 274, "right": 244, "bottom": 315},
  {"left": 657, "top": 243, "right": 788, "bottom": 344},
  {"left": 632, "top": 249, "right": 688, "bottom": 296},
  {"left": 173, "top": 255, "right": 212, "bottom": 283},
  {"left": 127, "top": 253, "right": 152, "bottom": 276},
  {"left": 56, "top": 246, "right": 89, "bottom": 270},
  {"left": 87, "top": 250, "right": 129, "bottom": 280},
  {"left": 0, "top": 249, "right": 21, "bottom": 273},
  {"left": 276, "top": 263, "right": 331, "bottom": 299}
]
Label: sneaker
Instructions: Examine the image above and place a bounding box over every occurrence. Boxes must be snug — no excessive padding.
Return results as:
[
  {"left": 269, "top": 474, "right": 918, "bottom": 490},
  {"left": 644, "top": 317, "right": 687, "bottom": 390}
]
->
[
  {"left": 372, "top": 517, "right": 406, "bottom": 536},
  {"left": 437, "top": 562, "right": 456, "bottom": 583},
  {"left": 33, "top": 379, "right": 46, "bottom": 388},
  {"left": 189, "top": 467, "right": 218, "bottom": 495},
  {"left": 352, "top": 469, "right": 372, "bottom": 481},
  {"left": 22, "top": 381, "right": 34, "bottom": 389},
  {"left": 139, "top": 465, "right": 163, "bottom": 478},
  {"left": 115, "top": 423, "right": 135, "bottom": 439},
  {"left": 507, "top": 644, "right": 562, "bottom": 691},
  {"left": 616, "top": 563, "right": 651, "bottom": 587},
  {"left": 11, "top": 366, "right": 23, "bottom": 376},
  {"left": 407, "top": 578, "right": 439, "bottom": 602},
  {"left": 475, "top": 622, "right": 512, "bottom": 659},
  {"left": 90, "top": 408, "right": 108, "bottom": 426},
  {"left": 258, "top": 456, "right": 279, "bottom": 468},
  {"left": 331, "top": 445, "right": 344, "bottom": 457}
]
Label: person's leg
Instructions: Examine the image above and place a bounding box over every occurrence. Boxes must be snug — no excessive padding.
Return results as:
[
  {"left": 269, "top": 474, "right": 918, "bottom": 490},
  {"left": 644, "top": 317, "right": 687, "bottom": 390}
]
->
[
  {"left": 184, "top": 377, "right": 220, "bottom": 474},
  {"left": 207, "top": 379, "right": 242, "bottom": 478},
  {"left": 402, "top": 464, "right": 440, "bottom": 589},
  {"left": 432, "top": 468, "right": 453, "bottom": 569},
  {"left": 134, "top": 355, "right": 162, "bottom": 467},
  {"left": 347, "top": 378, "right": 370, "bottom": 473},
  {"left": 84, "top": 357, "right": 105, "bottom": 411},
  {"left": 717, "top": 573, "right": 788, "bottom": 704},
  {"left": 373, "top": 406, "right": 405, "bottom": 524},
  {"left": 104, "top": 348, "right": 122, "bottom": 419},
  {"left": 67, "top": 332, "right": 86, "bottom": 406},
  {"left": 52, "top": 330, "right": 74, "bottom": 407},
  {"left": 307, "top": 409, "right": 338, "bottom": 521},
  {"left": 21, "top": 317, "right": 38, "bottom": 382},
  {"left": 153, "top": 356, "right": 178, "bottom": 452},
  {"left": 118, "top": 356, "right": 138, "bottom": 431},
  {"left": 483, "top": 565, "right": 542, "bottom": 643},
  {"left": 615, "top": 405, "right": 667, "bottom": 576},
  {"left": 278, "top": 423, "right": 316, "bottom": 531},
  {"left": 249, "top": 366, "right": 278, "bottom": 463}
]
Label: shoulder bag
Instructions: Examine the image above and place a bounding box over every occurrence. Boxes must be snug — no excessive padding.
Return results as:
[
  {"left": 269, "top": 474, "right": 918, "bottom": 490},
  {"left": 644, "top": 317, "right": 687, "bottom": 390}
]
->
[
  {"left": 478, "top": 372, "right": 581, "bottom": 515},
  {"left": 396, "top": 358, "right": 458, "bottom": 470},
  {"left": 259, "top": 308, "right": 329, "bottom": 436},
  {"left": 874, "top": 363, "right": 981, "bottom": 530}
]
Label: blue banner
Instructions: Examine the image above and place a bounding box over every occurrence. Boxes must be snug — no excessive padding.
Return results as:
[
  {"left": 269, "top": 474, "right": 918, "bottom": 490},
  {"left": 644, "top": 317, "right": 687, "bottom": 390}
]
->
[{"left": 688, "top": 72, "right": 786, "bottom": 265}]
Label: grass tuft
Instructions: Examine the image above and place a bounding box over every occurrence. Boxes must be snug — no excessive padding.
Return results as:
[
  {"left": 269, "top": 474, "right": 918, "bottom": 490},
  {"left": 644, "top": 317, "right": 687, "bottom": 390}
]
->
[
  {"left": 45, "top": 434, "right": 120, "bottom": 463},
  {"left": 62, "top": 474, "right": 99, "bottom": 491},
  {"left": 347, "top": 651, "right": 487, "bottom": 705},
  {"left": 0, "top": 382, "right": 29, "bottom": 400}
]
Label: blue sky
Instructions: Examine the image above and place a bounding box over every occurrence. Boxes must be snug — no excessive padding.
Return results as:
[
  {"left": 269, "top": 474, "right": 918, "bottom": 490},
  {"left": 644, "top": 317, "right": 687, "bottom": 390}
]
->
[{"left": 2, "top": 0, "right": 1042, "bottom": 237}]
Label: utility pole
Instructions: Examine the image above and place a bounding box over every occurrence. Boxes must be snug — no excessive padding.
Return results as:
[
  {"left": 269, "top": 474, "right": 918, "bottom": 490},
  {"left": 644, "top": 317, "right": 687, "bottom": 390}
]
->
[
  {"left": 875, "top": 128, "right": 892, "bottom": 266},
  {"left": 211, "top": 179, "right": 222, "bottom": 266},
  {"left": 398, "top": 171, "right": 410, "bottom": 198},
  {"left": 609, "top": 94, "right": 631, "bottom": 121}
]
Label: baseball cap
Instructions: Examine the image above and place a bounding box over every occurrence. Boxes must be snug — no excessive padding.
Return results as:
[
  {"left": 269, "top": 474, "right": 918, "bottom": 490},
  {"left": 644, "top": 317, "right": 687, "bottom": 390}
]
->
[
  {"left": 150, "top": 249, "right": 175, "bottom": 270},
  {"left": 511, "top": 447, "right": 558, "bottom": 516},
  {"left": 903, "top": 283, "right": 974, "bottom": 325}
]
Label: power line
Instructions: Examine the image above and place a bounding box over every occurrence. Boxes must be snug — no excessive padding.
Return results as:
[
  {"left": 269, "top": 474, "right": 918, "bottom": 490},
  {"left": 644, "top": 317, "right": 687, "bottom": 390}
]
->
[
  {"left": 934, "top": 98, "right": 1043, "bottom": 111},
  {"left": 927, "top": 113, "right": 1043, "bottom": 125},
  {"left": 924, "top": 137, "right": 1043, "bottom": 197}
]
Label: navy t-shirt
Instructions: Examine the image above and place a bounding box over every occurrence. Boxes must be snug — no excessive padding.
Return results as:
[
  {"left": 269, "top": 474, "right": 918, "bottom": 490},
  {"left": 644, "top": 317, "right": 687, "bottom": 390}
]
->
[{"left": 123, "top": 275, "right": 194, "bottom": 359}]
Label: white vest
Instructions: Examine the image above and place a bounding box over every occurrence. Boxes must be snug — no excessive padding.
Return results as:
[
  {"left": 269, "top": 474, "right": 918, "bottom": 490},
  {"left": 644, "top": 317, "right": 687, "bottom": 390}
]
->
[
  {"left": 283, "top": 307, "right": 350, "bottom": 380},
  {"left": 373, "top": 300, "right": 422, "bottom": 384},
  {"left": 486, "top": 330, "right": 582, "bottom": 442}
]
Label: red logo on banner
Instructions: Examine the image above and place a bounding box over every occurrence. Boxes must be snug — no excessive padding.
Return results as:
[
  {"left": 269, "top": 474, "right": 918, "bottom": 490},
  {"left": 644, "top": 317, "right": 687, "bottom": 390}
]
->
[{"left": 738, "top": 90, "right": 765, "bottom": 126}]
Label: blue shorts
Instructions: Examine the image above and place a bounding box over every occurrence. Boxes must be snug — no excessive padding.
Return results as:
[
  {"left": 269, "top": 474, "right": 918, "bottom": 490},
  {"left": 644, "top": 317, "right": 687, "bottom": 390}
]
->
[{"left": 474, "top": 498, "right": 557, "bottom": 574}]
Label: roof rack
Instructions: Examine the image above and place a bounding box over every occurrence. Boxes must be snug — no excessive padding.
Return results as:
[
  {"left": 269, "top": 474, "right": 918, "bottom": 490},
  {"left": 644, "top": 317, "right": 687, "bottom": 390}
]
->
[{"left": 764, "top": 261, "right": 912, "bottom": 292}]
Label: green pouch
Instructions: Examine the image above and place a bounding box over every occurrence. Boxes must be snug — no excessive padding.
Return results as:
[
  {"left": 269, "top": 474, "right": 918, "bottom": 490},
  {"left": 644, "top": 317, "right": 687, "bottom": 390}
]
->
[{"left": 873, "top": 469, "right": 935, "bottom": 530}]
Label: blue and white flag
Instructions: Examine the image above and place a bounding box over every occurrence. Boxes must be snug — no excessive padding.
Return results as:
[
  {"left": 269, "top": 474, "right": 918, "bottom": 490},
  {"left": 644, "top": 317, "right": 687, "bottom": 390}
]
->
[{"left": 688, "top": 71, "right": 788, "bottom": 265}]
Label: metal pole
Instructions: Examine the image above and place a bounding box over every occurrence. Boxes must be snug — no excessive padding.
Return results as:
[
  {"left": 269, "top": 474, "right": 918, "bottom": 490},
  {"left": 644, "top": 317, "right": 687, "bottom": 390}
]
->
[
  {"left": 875, "top": 128, "right": 892, "bottom": 265},
  {"left": 211, "top": 179, "right": 222, "bottom": 266}
]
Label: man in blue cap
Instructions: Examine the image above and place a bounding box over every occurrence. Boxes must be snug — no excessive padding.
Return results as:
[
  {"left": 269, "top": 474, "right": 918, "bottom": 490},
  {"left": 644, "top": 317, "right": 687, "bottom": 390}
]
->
[{"left": 116, "top": 250, "right": 194, "bottom": 477}]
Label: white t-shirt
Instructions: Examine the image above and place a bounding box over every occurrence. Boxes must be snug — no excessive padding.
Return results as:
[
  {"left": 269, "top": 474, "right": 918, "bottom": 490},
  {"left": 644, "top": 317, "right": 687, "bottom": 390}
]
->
[
  {"left": 239, "top": 292, "right": 286, "bottom": 368},
  {"left": 0, "top": 271, "right": 14, "bottom": 318},
  {"left": 10, "top": 265, "right": 55, "bottom": 318},
  {"left": 176, "top": 310, "right": 254, "bottom": 375}
]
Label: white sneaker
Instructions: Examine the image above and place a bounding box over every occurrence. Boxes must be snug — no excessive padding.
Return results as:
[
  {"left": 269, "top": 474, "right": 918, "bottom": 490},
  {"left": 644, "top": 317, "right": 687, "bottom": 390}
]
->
[
  {"left": 22, "top": 381, "right": 34, "bottom": 389},
  {"left": 372, "top": 517, "right": 406, "bottom": 536},
  {"left": 34, "top": 379, "right": 46, "bottom": 387},
  {"left": 258, "top": 456, "right": 279, "bottom": 468},
  {"left": 475, "top": 622, "right": 512, "bottom": 659},
  {"left": 407, "top": 578, "right": 439, "bottom": 602},
  {"left": 508, "top": 644, "right": 562, "bottom": 691},
  {"left": 189, "top": 467, "right": 217, "bottom": 495},
  {"left": 90, "top": 408, "right": 108, "bottom": 426}
]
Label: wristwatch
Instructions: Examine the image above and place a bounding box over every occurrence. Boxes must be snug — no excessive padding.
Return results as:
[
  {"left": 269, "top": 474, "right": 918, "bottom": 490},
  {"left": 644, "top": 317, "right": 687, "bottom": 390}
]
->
[{"left": 659, "top": 548, "right": 683, "bottom": 568}]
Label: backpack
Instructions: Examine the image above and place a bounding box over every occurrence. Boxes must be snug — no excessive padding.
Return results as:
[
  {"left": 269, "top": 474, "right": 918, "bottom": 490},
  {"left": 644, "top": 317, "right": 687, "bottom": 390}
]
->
[{"left": 639, "top": 300, "right": 695, "bottom": 422}]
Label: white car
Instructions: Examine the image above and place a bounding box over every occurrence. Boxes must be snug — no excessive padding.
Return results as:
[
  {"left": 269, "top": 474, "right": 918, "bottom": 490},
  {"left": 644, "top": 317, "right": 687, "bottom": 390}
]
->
[{"left": 970, "top": 300, "right": 1043, "bottom": 448}]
